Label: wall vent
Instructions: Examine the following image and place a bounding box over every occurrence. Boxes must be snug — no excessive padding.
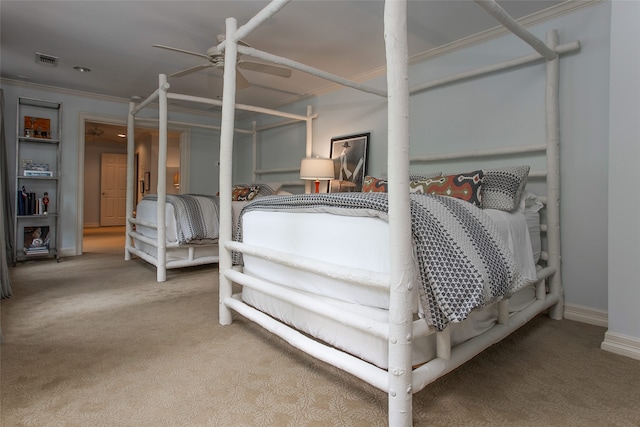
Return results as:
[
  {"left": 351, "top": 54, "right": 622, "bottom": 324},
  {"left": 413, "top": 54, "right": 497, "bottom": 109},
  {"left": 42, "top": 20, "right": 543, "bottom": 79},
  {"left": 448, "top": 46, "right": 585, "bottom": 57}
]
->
[{"left": 35, "top": 52, "right": 59, "bottom": 66}]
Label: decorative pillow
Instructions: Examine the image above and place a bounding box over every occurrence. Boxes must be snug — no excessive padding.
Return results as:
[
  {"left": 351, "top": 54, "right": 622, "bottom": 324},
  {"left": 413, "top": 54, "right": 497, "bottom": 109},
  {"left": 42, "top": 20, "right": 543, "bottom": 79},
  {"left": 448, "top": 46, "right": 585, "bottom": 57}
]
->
[
  {"left": 482, "top": 166, "right": 530, "bottom": 211},
  {"left": 410, "top": 170, "right": 484, "bottom": 206},
  {"left": 363, "top": 176, "right": 388, "bottom": 192},
  {"left": 231, "top": 185, "right": 261, "bottom": 201},
  {"left": 409, "top": 172, "right": 441, "bottom": 181},
  {"left": 257, "top": 182, "right": 283, "bottom": 197}
]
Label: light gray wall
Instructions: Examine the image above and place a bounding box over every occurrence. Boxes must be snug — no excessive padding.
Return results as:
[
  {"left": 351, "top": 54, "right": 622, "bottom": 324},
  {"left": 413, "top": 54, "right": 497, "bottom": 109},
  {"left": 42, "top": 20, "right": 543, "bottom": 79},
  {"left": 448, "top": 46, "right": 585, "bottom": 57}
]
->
[{"left": 607, "top": 1, "right": 640, "bottom": 346}]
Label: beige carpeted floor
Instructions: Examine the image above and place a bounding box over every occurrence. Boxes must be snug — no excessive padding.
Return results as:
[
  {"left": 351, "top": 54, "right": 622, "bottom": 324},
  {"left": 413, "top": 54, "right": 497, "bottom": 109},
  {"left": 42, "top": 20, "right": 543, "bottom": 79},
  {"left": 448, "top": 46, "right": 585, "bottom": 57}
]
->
[{"left": 2, "top": 227, "right": 639, "bottom": 426}]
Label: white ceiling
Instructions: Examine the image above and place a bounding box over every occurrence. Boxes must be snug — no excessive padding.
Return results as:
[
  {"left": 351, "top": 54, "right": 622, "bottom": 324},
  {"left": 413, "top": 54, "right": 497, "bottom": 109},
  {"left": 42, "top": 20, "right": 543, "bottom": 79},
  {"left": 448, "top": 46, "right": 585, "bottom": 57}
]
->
[{"left": 1, "top": 1, "right": 569, "bottom": 111}]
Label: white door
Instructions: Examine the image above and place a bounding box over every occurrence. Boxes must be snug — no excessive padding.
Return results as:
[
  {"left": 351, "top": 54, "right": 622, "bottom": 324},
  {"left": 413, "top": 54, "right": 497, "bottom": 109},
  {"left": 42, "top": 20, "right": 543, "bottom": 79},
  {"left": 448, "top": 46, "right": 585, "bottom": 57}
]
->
[{"left": 100, "top": 153, "right": 127, "bottom": 226}]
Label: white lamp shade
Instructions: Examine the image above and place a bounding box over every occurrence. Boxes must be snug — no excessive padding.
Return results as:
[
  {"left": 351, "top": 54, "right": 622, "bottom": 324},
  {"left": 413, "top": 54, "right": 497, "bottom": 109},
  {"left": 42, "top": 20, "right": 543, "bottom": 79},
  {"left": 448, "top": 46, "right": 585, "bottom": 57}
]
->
[{"left": 300, "top": 157, "right": 334, "bottom": 180}]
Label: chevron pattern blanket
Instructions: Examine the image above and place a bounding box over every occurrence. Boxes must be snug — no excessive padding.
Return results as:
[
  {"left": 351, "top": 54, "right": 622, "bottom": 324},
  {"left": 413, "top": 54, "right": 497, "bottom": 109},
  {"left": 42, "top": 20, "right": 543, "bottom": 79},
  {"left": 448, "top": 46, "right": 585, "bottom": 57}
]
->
[{"left": 144, "top": 194, "right": 220, "bottom": 245}]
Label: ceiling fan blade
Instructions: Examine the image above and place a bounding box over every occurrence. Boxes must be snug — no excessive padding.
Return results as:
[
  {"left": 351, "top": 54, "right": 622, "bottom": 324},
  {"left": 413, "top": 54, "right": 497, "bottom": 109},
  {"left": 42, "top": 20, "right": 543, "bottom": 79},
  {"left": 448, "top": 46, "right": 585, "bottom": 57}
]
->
[
  {"left": 236, "top": 70, "right": 251, "bottom": 90},
  {"left": 153, "top": 44, "right": 210, "bottom": 60},
  {"left": 170, "top": 63, "right": 213, "bottom": 78},
  {"left": 238, "top": 61, "right": 292, "bottom": 78}
]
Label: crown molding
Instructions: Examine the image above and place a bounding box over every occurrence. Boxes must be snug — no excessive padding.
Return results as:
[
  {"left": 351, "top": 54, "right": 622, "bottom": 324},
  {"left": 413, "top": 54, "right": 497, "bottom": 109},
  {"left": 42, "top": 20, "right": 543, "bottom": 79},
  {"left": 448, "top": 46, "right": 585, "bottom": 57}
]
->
[
  {"left": 0, "top": 78, "right": 218, "bottom": 119},
  {"left": 302, "top": 0, "right": 603, "bottom": 100}
]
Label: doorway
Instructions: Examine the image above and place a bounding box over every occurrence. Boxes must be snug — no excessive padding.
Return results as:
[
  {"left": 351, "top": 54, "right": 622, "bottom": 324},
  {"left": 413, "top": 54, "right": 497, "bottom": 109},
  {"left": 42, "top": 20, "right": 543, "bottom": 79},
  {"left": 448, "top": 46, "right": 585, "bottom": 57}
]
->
[{"left": 79, "top": 116, "right": 186, "bottom": 254}]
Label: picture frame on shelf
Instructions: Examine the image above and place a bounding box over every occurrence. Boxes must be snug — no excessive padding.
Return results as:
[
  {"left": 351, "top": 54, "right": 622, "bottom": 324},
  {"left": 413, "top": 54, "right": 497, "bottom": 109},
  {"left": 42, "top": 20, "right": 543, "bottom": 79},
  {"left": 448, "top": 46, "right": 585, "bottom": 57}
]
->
[
  {"left": 24, "top": 116, "right": 51, "bottom": 139},
  {"left": 144, "top": 171, "right": 151, "bottom": 192},
  {"left": 328, "top": 132, "right": 369, "bottom": 192}
]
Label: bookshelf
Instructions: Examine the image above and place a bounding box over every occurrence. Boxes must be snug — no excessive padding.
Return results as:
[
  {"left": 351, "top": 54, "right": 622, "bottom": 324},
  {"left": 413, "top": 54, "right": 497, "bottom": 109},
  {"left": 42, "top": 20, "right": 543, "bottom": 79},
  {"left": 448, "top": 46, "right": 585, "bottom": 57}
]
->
[{"left": 13, "top": 97, "right": 62, "bottom": 264}]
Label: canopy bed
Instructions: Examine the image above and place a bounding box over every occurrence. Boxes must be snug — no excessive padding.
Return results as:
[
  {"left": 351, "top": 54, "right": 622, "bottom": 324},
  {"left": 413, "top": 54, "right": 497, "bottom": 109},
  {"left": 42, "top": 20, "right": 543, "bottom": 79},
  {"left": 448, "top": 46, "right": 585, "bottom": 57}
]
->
[
  {"left": 143, "top": 0, "right": 579, "bottom": 424},
  {"left": 124, "top": 79, "right": 316, "bottom": 282}
]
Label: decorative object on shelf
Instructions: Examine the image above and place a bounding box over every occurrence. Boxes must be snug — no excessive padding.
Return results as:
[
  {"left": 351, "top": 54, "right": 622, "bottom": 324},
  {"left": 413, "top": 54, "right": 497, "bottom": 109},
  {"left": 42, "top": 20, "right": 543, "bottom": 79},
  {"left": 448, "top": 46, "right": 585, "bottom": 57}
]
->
[
  {"left": 23, "top": 161, "right": 52, "bottom": 176},
  {"left": 23, "top": 226, "right": 50, "bottom": 256},
  {"left": 43, "top": 192, "right": 49, "bottom": 214},
  {"left": 329, "top": 132, "right": 369, "bottom": 192},
  {"left": 300, "top": 157, "right": 334, "bottom": 193},
  {"left": 23, "top": 161, "right": 49, "bottom": 171},
  {"left": 24, "top": 116, "right": 51, "bottom": 139}
]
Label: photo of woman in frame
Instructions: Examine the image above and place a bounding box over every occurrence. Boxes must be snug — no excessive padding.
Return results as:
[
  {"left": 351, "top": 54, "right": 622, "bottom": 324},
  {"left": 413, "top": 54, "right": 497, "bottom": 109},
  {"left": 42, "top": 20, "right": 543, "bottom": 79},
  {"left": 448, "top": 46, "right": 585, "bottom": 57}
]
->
[{"left": 329, "top": 133, "right": 369, "bottom": 192}]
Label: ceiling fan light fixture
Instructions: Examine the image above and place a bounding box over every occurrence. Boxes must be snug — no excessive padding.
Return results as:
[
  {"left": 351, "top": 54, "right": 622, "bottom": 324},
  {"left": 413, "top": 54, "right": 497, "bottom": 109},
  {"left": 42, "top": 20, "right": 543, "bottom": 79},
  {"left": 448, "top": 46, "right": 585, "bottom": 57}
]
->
[{"left": 74, "top": 66, "right": 91, "bottom": 73}]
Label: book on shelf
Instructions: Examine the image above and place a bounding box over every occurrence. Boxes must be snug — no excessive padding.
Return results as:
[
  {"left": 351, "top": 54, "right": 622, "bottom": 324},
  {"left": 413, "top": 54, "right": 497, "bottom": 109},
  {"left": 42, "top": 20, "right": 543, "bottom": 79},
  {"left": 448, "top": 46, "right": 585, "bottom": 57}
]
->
[
  {"left": 24, "top": 170, "right": 53, "bottom": 177},
  {"left": 18, "top": 189, "right": 49, "bottom": 215},
  {"left": 23, "top": 226, "right": 50, "bottom": 255}
]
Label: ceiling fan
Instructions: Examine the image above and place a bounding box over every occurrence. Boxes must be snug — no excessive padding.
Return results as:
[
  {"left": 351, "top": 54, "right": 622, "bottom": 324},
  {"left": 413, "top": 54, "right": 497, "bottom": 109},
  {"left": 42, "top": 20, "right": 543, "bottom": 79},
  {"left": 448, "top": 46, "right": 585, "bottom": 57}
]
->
[
  {"left": 85, "top": 125, "right": 104, "bottom": 137},
  {"left": 153, "top": 35, "right": 292, "bottom": 89}
]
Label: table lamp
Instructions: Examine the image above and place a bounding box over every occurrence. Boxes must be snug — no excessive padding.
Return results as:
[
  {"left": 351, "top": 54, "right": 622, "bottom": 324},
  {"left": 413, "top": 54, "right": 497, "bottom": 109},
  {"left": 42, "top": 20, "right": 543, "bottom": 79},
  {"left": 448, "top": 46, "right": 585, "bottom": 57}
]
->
[{"left": 300, "top": 157, "right": 334, "bottom": 193}]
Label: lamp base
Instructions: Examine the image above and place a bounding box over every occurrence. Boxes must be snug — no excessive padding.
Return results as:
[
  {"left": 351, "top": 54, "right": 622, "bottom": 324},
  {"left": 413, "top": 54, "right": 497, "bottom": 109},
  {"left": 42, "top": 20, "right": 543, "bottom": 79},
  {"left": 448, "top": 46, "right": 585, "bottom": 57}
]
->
[{"left": 314, "top": 180, "right": 320, "bottom": 193}]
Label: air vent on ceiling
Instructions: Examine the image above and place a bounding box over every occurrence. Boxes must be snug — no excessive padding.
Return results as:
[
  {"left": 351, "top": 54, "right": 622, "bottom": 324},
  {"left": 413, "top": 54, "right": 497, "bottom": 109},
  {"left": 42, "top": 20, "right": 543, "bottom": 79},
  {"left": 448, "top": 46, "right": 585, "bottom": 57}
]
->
[{"left": 35, "top": 52, "right": 59, "bottom": 66}]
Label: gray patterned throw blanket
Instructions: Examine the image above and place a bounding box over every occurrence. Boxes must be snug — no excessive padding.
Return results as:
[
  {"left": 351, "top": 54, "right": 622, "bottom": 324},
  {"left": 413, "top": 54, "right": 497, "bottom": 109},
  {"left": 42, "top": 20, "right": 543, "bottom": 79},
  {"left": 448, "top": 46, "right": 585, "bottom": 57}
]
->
[
  {"left": 235, "top": 192, "right": 528, "bottom": 331},
  {"left": 144, "top": 194, "right": 220, "bottom": 245}
]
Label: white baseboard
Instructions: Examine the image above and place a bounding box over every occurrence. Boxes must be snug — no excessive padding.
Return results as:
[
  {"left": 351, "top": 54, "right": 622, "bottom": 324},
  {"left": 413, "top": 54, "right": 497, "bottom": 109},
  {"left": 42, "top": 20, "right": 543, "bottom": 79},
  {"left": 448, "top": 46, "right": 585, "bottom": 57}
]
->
[
  {"left": 564, "top": 303, "right": 608, "bottom": 327},
  {"left": 601, "top": 331, "right": 640, "bottom": 361},
  {"left": 59, "top": 247, "right": 78, "bottom": 257}
]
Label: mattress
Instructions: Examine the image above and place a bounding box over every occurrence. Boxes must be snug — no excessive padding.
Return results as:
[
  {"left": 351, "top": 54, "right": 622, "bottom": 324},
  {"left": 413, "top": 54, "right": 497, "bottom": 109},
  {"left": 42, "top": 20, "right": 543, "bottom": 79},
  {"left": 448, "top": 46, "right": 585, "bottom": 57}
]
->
[
  {"left": 135, "top": 198, "right": 179, "bottom": 243},
  {"left": 240, "top": 206, "right": 540, "bottom": 310},
  {"left": 239, "top": 202, "right": 542, "bottom": 368}
]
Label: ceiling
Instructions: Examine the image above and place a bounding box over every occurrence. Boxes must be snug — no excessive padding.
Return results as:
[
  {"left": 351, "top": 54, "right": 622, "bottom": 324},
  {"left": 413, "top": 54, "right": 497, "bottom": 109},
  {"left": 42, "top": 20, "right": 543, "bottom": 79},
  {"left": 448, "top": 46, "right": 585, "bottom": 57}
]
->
[{"left": 1, "top": 1, "right": 569, "bottom": 112}]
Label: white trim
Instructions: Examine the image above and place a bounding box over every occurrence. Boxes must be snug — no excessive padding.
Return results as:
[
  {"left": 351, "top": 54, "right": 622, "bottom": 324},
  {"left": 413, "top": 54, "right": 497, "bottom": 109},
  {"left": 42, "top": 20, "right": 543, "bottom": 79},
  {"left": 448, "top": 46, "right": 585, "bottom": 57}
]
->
[
  {"left": 0, "top": 78, "right": 221, "bottom": 119},
  {"left": 564, "top": 304, "right": 608, "bottom": 327},
  {"left": 601, "top": 331, "right": 640, "bottom": 361},
  {"left": 58, "top": 248, "right": 76, "bottom": 257}
]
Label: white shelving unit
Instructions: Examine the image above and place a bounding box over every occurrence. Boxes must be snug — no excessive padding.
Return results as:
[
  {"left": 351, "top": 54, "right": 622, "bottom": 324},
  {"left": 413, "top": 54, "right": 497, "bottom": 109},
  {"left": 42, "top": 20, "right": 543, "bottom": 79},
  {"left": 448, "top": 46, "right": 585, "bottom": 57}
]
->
[{"left": 13, "top": 97, "right": 62, "bottom": 264}]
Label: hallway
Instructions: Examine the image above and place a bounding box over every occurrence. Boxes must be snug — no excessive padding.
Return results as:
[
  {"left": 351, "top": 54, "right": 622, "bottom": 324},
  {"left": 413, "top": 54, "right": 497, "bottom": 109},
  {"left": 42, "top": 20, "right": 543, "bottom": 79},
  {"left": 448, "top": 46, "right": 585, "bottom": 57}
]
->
[{"left": 83, "top": 226, "right": 126, "bottom": 254}]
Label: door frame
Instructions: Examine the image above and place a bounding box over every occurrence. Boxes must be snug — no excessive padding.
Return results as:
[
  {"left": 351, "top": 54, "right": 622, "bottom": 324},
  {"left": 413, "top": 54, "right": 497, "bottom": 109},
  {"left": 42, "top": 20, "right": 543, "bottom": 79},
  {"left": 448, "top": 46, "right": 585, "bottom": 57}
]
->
[{"left": 76, "top": 113, "right": 190, "bottom": 255}]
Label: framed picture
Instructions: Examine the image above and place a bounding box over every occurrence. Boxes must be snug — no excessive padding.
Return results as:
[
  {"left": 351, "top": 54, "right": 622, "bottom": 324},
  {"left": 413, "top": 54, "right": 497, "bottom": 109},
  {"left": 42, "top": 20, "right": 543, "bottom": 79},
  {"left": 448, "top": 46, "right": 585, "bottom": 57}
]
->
[
  {"left": 24, "top": 116, "right": 51, "bottom": 139},
  {"left": 329, "top": 133, "right": 369, "bottom": 192},
  {"left": 144, "top": 171, "right": 151, "bottom": 192}
]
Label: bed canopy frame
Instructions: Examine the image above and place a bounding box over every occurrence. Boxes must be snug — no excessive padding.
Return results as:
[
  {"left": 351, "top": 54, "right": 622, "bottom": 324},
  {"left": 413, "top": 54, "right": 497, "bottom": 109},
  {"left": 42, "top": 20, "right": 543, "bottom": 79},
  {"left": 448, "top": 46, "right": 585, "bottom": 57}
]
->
[
  {"left": 130, "top": 0, "right": 579, "bottom": 424},
  {"left": 125, "top": 75, "right": 316, "bottom": 282}
]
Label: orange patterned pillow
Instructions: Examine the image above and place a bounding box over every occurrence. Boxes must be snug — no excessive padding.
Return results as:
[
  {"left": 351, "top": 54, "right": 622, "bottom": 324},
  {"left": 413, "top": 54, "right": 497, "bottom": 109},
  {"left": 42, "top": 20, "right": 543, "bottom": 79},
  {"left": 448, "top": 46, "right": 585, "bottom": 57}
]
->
[
  {"left": 231, "top": 185, "right": 261, "bottom": 201},
  {"left": 410, "top": 170, "right": 484, "bottom": 206},
  {"left": 362, "top": 176, "right": 388, "bottom": 192}
]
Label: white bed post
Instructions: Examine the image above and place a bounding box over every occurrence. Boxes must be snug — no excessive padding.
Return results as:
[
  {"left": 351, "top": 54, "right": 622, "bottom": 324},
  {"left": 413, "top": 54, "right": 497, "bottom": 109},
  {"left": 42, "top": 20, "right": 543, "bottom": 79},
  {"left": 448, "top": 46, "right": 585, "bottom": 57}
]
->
[
  {"left": 157, "top": 74, "right": 169, "bottom": 282},
  {"left": 251, "top": 121, "right": 257, "bottom": 183},
  {"left": 125, "top": 100, "right": 136, "bottom": 261},
  {"left": 305, "top": 105, "right": 314, "bottom": 193},
  {"left": 219, "top": 17, "right": 239, "bottom": 325},
  {"left": 544, "top": 29, "right": 563, "bottom": 320},
  {"left": 385, "top": 1, "right": 413, "bottom": 425}
]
